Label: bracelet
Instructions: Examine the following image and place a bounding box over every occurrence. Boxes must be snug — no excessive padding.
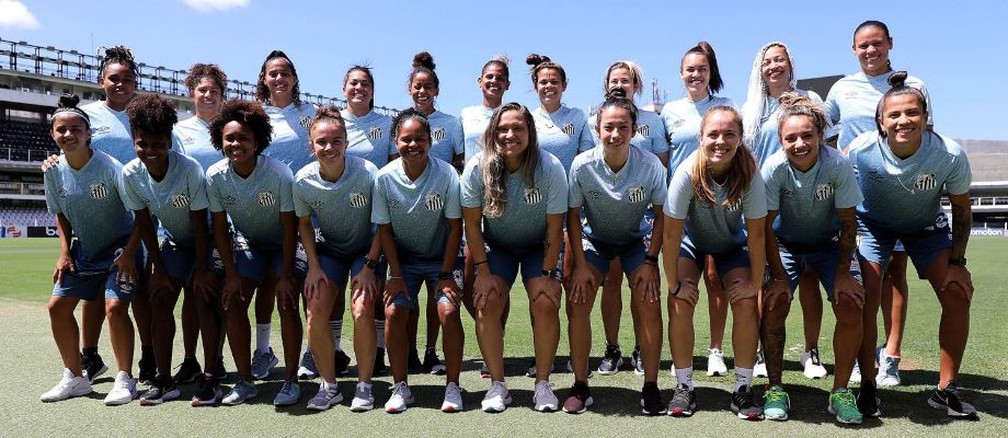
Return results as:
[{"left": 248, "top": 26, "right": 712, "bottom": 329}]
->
[
  {"left": 473, "top": 259, "right": 488, "bottom": 266},
  {"left": 644, "top": 254, "right": 659, "bottom": 264},
  {"left": 438, "top": 271, "right": 454, "bottom": 281},
  {"left": 388, "top": 275, "right": 404, "bottom": 280}
]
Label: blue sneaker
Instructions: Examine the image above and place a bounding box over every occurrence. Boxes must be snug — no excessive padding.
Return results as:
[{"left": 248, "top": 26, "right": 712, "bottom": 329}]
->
[
  {"left": 222, "top": 380, "right": 258, "bottom": 406},
  {"left": 273, "top": 380, "right": 302, "bottom": 407},
  {"left": 875, "top": 346, "right": 901, "bottom": 387},
  {"left": 251, "top": 348, "right": 278, "bottom": 380}
]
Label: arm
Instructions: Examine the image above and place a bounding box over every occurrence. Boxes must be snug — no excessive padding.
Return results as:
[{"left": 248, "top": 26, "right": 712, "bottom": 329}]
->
[
  {"left": 944, "top": 192, "right": 973, "bottom": 301},
  {"left": 833, "top": 207, "right": 864, "bottom": 308},
  {"left": 736, "top": 216, "right": 766, "bottom": 304},
  {"left": 52, "top": 213, "right": 75, "bottom": 286},
  {"left": 762, "top": 210, "right": 791, "bottom": 310},
  {"left": 436, "top": 218, "right": 464, "bottom": 305},
  {"left": 633, "top": 205, "right": 665, "bottom": 304},
  {"left": 566, "top": 206, "right": 596, "bottom": 303},
  {"left": 462, "top": 206, "right": 497, "bottom": 311},
  {"left": 112, "top": 214, "right": 147, "bottom": 287},
  {"left": 661, "top": 215, "right": 690, "bottom": 303},
  {"left": 129, "top": 207, "right": 171, "bottom": 297},
  {"left": 275, "top": 211, "right": 299, "bottom": 310},
  {"left": 350, "top": 228, "right": 382, "bottom": 305},
  {"left": 211, "top": 211, "right": 243, "bottom": 310},
  {"left": 378, "top": 223, "right": 407, "bottom": 307},
  {"left": 298, "top": 216, "right": 329, "bottom": 303},
  {"left": 527, "top": 213, "right": 564, "bottom": 309},
  {"left": 190, "top": 209, "right": 218, "bottom": 301}
]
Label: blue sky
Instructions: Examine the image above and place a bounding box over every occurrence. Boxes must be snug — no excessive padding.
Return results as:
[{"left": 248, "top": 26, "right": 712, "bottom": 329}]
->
[{"left": 2, "top": 0, "right": 1006, "bottom": 140}]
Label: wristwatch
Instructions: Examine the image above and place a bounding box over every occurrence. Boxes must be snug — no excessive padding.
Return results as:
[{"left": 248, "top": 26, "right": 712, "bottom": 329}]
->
[
  {"left": 541, "top": 268, "right": 562, "bottom": 282},
  {"left": 363, "top": 256, "right": 379, "bottom": 270},
  {"left": 948, "top": 257, "right": 967, "bottom": 267}
]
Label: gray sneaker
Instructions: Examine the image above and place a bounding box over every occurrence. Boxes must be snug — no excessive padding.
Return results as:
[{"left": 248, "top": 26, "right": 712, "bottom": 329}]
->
[
  {"left": 222, "top": 380, "right": 258, "bottom": 406},
  {"left": 273, "top": 380, "right": 302, "bottom": 407},
  {"left": 251, "top": 348, "right": 278, "bottom": 381},
  {"left": 297, "top": 350, "right": 318, "bottom": 380},
  {"left": 350, "top": 382, "right": 375, "bottom": 412},
  {"left": 307, "top": 381, "right": 343, "bottom": 411}
]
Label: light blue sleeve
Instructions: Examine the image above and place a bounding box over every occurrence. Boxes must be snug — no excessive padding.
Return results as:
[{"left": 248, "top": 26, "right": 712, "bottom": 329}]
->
[
  {"left": 185, "top": 159, "right": 209, "bottom": 211},
  {"left": 445, "top": 171, "right": 462, "bottom": 220},
  {"left": 459, "top": 158, "right": 483, "bottom": 208},
  {"left": 44, "top": 168, "right": 61, "bottom": 215},
  {"left": 946, "top": 146, "right": 972, "bottom": 195},
  {"left": 833, "top": 156, "right": 862, "bottom": 209},
  {"left": 112, "top": 163, "right": 130, "bottom": 213},
  {"left": 371, "top": 177, "right": 390, "bottom": 224},
  {"left": 546, "top": 159, "right": 568, "bottom": 215},
  {"left": 664, "top": 168, "right": 692, "bottom": 219},
  {"left": 577, "top": 117, "right": 595, "bottom": 152},
  {"left": 206, "top": 173, "right": 224, "bottom": 213},
  {"left": 385, "top": 117, "right": 398, "bottom": 157},
  {"left": 742, "top": 172, "right": 768, "bottom": 220},
  {"left": 292, "top": 180, "right": 311, "bottom": 218},
  {"left": 652, "top": 115, "right": 670, "bottom": 154},
  {"left": 121, "top": 169, "right": 147, "bottom": 212},
  {"left": 649, "top": 163, "right": 668, "bottom": 205},
  {"left": 762, "top": 165, "right": 781, "bottom": 211},
  {"left": 452, "top": 118, "right": 465, "bottom": 155},
  {"left": 824, "top": 85, "right": 840, "bottom": 126},
  {"left": 568, "top": 165, "right": 584, "bottom": 209},
  {"left": 278, "top": 166, "right": 295, "bottom": 213}
]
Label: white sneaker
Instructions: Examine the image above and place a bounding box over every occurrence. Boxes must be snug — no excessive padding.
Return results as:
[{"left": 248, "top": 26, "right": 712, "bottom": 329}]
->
[
  {"left": 800, "top": 348, "right": 829, "bottom": 379},
  {"left": 41, "top": 368, "right": 92, "bottom": 402},
  {"left": 753, "top": 350, "right": 768, "bottom": 378},
  {"left": 481, "top": 380, "right": 512, "bottom": 413},
  {"left": 103, "top": 371, "right": 137, "bottom": 405},
  {"left": 849, "top": 360, "right": 862, "bottom": 384},
  {"left": 350, "top": 382, "right": 374, "bottom": 412},
  {"left": 384, "top": 381, "right": 415, "bottom": 413},
  {"left": 441, "top": 382, "right": 463, "bottom": 412},
  {"left": 875, "top": 347, "right": 902, "bottom": 387},
  {"left": 706, "top": 348, "right": 728, "bottom": 376},
  {"left": 533, "top": 380, "right": 558, "bottom": 412}
]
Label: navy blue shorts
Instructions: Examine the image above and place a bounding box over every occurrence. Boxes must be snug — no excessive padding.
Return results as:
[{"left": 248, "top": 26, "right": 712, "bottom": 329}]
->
[{"left": 856, "top": 213, "right": 951, "bottom": 279}]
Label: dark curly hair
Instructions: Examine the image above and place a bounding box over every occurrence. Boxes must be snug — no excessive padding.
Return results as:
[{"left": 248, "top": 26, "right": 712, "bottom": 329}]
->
[
  {"left": 184, "top": 63, "right": 228, "bottom": 97},
  {"left": 210, "top": 99, "right": 272, "bottom": 156},
  {"left": 99, "top": 46, "right": 139, "bottom": 79},
  {"left": 126, "top": 93, "right": 178, "bottom": 138},
  {"left": 390, "top": 107, "right": 431, "bottom": 145}
]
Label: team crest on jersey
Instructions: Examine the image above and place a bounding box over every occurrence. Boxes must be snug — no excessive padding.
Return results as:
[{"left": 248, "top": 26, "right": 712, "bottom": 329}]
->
[
  {"left": 627, "top": 185, "right": 646, "bottom": 203},
  {"left": 368, "top": 127, "right": 383, "bottom": 140},
  {"left": 587, "top": 190, "right": 602, "bottom": 201},
  {"left": 815, "top": 183, "right": 834, "bottom": 201},
  {"left": 257, "top": 190, "right": 276, "bottom": 207},
  {"left": 524, "top": 186, "right": 542, "bottom": 205},
  {"left": 561, "top": 123, "right": 575, "bottom": 136},
  {"left": 431, "top": 128, "right": 445, "bottom": 142},
  {"left": 637, "top": 125, "right": 650, "bottom": 137},
  {"left": 300, "top": 116, "right": 311, "bottom": 129},
  {"left": 867, "top": 170, "right": 885, "bottom": 182},
  {"left": 349, "top": 192, "right": 368, "bottom": 209},
  {"left": 170, "top": 194, "right": 190, "bottom": 209},
  {"left": 914, "top": 173, "right": 937, "bottom": 191},
  {"left": 725, "top": 197, "right": 743, "bottom": 212},
  {"left": 89, "top": 182, "right": 108, "bottom": 200},
  {"left": 425, "top": 193, "right": 444, "bottom": 211},
  {"left": 310, "top": 200, "right": 324, "bottom": 209}
]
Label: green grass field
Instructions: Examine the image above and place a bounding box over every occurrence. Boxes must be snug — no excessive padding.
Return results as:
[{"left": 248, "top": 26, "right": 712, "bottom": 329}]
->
[{"left": 1, "top": 237, "right": 1006, "bottom": 436}]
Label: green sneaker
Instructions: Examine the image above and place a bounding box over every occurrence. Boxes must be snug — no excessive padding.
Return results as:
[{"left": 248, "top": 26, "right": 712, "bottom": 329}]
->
[
  {"left": 762, "top": 385, "right": 790, "bottom": 421},
  {"left": 829, "top": 388, "right": 864, "bottom": 425}
]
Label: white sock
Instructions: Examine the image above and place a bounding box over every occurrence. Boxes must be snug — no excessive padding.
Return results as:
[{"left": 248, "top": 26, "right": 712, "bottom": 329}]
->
[
  {"left": 255, "top": 324, "right": 271, "bottom": 353},
  {"left": 331, "top": 320, "right": 343, "bottom": 351},
  {"left": 375, "top": 320, "right": 386, "bottom": 349},
  {"left": 674, "top": 367, "right": 694, "bottom": 390},
  {"left": 734, "top": 367, "right": 753, "bottom": 392}
]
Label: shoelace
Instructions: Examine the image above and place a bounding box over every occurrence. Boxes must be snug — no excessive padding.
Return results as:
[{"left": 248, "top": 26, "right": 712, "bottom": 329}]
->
[
  {"left": 832, "top": 391, "right": 857, "bottom": 410},
  {"left": 764, "top": 389, "right": 788, "bottom": 405},
  {"left": 810, "top": 349, "right": 822, "bottom": 366}
]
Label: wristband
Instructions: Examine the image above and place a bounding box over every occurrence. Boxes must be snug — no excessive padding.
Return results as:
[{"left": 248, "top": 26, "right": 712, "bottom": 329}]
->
[
  {"left": 949, "top": 257, "right": 967, "bottom": 267},
  {"left": 473, "top": 259, "right": 488, "bottom": 266},
  {"left": 644, "top": 254, "right": 659, "bottom": 264},
  {"left": 363, "top": 256, "right": 379, "bottom": 270},
  {"left": 541, "top": 268, "right": 562, "bottom": 282}
]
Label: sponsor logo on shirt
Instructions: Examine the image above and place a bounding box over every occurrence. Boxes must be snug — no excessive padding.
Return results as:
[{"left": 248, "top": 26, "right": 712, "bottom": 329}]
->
[
  {"left": 815, "top": 183, "right": 834, "bottom": 201},
  {"left": 425, "top": 193, "right": 444, "bottom": 211},
  {"left": 368, "top": 127, "right": 383, "bottom": 140},
  {"left": 89, "top": 182, "right": 108, "bottom": 199},
  {"left": 843, "top": 91, "right": 859, "bottom": 100},
  {"left": 637, "top": 125, "right": 650, "bottom": 138},
  {"left": 432, "top": 128, "right": 445, "bottom": 142},
  {"left": 562, "top": 123, "right": 575, "bottom": 136},
  {"left": 914, "top": 173, "right": 937, "bottom": 191},
  {"left": 866, "top": 170, "right": 885, "bottom": 182},
  {"left": 170, "top": 193, "right": 190, "bottom": 208},
  {"left": 934, "top": 212, "right": 949, "bottom": 229},
  {"left": 627, "top": 185, "right": 646, "bottom": 203},
  {"left": 524, "top": 186, "right": 542, "bottom": 205},
  {"left": 223, "top": 195, "right": 237, "bottom": 205},
  {"left": 310, "top": 200, "right": 324, "bottom": 209},
  {"left": 58, "top": 188, "right": 68, "bottom": 198},
  {"left": 388, "top": 198, "right": 401, "bottom": 210},
  {"left": 587, "top": 190, "right": 602, "bottom": 201},
  {"left": 300, "top": 116, "right": 311, "bottom": 129},
  {"left": 92, "top": 125, "right": 111, "bottom": 136},
  {"left": 349, "top": 192, "right": 368, "bottom": 209},
  {"left": 257, "top": 190, "right": 276, "bottom": 207}
]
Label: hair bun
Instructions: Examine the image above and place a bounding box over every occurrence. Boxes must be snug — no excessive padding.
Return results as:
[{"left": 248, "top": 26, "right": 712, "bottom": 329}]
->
[
  {"left": 888, "top": 71, "right": 908, "bottom": 88},
  {"left": 492, "top": 55, "right": 510, "bottom": 66},
  {"left": 605, "top": 86, "right": 627, "bottom": 100},
  {"left": 778, "top": 91, "right": 812, "bottom": 109},
  {"left": 57, "top": 93, "right": 81, "bottom": 109},
  {"left": 413, "top": 52, "right": 435, "bottom": 71},
  {"left": 526, "top": 53, "right": 551, "bottom": 67}
]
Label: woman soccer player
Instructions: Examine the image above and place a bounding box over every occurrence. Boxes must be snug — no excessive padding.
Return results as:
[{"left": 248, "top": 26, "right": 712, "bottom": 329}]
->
[
  {"left": 663, "top": 106, "right": 766, "bottom": 420},
  {"left": 206, "top": 100, "right": 304, "bottom": 407},
  {"left": 461, "top": 56, "right": 511, "bottom": 162},
  {"left": 293, "top": 106, "right": 382, "bottom": 411},
  {"left": 462, "top": 102, "right": 567, "bottom": 413},
  {"left": 41, "top": 94, "right": 142, "bottom": 405},
  {"left": 373, "top": 108, "right": 464, "bottom": 413},
  {"left": 526, "top": 54, "right": 594, "bottom": 173}
]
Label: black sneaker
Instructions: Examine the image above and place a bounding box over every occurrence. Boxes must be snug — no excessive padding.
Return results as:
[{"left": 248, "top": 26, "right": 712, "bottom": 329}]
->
[
  {"left": 597, "top": 344, "right": 623, "bottom": 375},
  {"left": 213, "top": 356, "right": 229, "bottom": 381},
  {"left": 731, "top": 385, "right": 764, "bottom": 420},
  {"left": 373, "top": 347, "right": 388, "bottom": 376},
  {"left": 857, "top": 381, "right": 882, "bottom": 417},
  {"left": 173, "top": 357, "right": 202, "bottom": 384},
  {"left": 667, "top": 384, "right": 696, "bottom": 417},
  {"left": 422, "top": 348, "right": 446, "bottom": 375},
  {"left": 140, "top": 375, "right": 181, "bottom": 406},
  {"left": 191, "top": 374, "right": 222, "bottom": 407},
  {"left": 408, "top": 347, "right": 423, "bottom": 374},
  {"left": 138, "top": 350, "right": 156, "bottom": 385},
  {"left": 480, "top": 363, "right": 491, "bottom": 379},
  {"left": 631, "top": 345, "right": 644, "bottom": 376},
  {"left": 640, "top": 381, "right": 666, "bottom": 415},
  {"left": 81, "top": 351, "right": 108, "bottom": 383},
  {"left": 335, "top": 350, "right": 352, "bottom": 377},
  {"left": 928, "top": 381, "right": 977, "bottom": 417}
]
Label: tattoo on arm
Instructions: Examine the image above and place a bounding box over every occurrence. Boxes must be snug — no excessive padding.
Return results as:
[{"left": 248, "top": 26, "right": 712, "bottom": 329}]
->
[
  {"left": 951, "top": 202, "right": 971, "bottom": 259},
  {"left": 837, "top": 213, "right": 857, "bottom": 273}
]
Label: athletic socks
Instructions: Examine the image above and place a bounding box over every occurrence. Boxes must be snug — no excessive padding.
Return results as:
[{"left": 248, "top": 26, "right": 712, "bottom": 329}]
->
[
  {"left": 331, "top": 319, "right": 343, "bottom": 351},
  {"left": 375, "top": 320, "right": 386, "bottom": 349},
  {"left": 255, "top": 324, "right": 271, "bottom": 353},
  {"left": 734, "top": 367, "right": 753, "bottom": 392},
  {"left": 675, "top": 367, "right": 694, "bottom": 390}
]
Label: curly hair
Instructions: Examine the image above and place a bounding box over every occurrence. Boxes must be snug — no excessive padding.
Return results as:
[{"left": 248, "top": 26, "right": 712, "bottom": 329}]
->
[
  {"left": 209, "top": 99, "right": 272, "bottom": 155},
  {"left": 126, "top": 93, "right": 178, "bottom": 138},
  {"left": 99, "top": 46, "right": 139, "bottom": 79},
  {"left": 184, "top": 63, "right": 228, "bottom": 97}
]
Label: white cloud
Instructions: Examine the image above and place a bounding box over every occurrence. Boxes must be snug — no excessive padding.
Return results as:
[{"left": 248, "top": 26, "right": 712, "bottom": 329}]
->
[
  {"left": 0, "top": 0, "right": 41, "bottom": 29},
  {"left": 183, "top": 0, "right": 249, "bottom": 12}
]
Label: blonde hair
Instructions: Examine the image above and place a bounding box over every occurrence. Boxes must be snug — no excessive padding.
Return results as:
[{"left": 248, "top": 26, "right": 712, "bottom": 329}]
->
[
  {"left": 741, "top": 42, "right": 796, "bottom": 147},
  {"left": 691, "top": 106, "right": 758, "bottom": 207},
  {"left": 604, "top": 60, "right": 643, "bottom": 97}
]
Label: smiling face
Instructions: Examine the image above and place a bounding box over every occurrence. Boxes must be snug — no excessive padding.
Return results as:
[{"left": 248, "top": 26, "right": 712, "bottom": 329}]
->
[
  {"left": 409, "top": 71, "right": 438, "bottom": 113},
  {"left": 264, "top": 58, "right": 296, "bottom": 105},
  {"left": 221, "top": 120, "right": 258, "bottom": 171},
  {"left": 761, "top": 45, "right": 792, "bottom": 92},
  {"left": 779, "top": 114, "right": 822, "bottom": 172},
  {"left": 853, "top": 26, "right": 893, "bottom": 76},
  {"left": 100, "top": 62, "right": 137, "bottom": 111},
  {"left": 700, "top": 109, "right": 741, "bottom": 171},
  {"left": 310, "top": 120, "right": 347, "bottom": 167},
  {"left": 133, "top": 130, "right": 172, "bottom": 173},
  {"left": 192, "top": 76, "right": 223, "bottom": 118},
  {"left": 596, "top": 106, "right": 634, "bottom": 153},
  {"left": 879, "top": 93, "right": 926, "bottom": 148},
  {"left": 478, "top": 64, "right": 510, "bottom": 103},
  {"left": 535, "top": 67, "right": 566, "bottom": 109},
  {"left": 344, "top": 70, "right": 374, "bottom": 109},
  {"left": 607, "top": 67, "right": 637, "bottom": 97},
  {"left": 496, "top": 109, "right": 530, "bottom": 164},
  {"left": 680, "top": 52, "right": 710, "bottom": 98},
  {"left": 395, "top": 117, "right": 431, "bottom": 166},
  {"left": 51, "top": 113, "right": 91, "bottom": 155}
]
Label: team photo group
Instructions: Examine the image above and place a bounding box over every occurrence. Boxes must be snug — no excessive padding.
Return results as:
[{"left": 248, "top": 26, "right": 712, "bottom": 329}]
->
[{"left": 37, "top": 18, "right": 976, "bottom": 426}]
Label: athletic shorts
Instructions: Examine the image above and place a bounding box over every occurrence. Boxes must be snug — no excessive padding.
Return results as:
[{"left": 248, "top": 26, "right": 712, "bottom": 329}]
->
[
  {"left": 679, "top": 239, "right": 751, "bottom": 279},
  {"left": 856, "top": 213, "right": 951, "bottom": 279},
  {"left": 583, "top": 238, "right": 647, "bottom": 278},
  {"left": 234, "top": 243, "right": 308, "bottom": 284},
  {"left": 778, "top": 240, "right": 862, "bottom": 300},
  {"left": 52, "top": 239, "right": 144, "bottom": 301},
  {"left": 485, "top": 243, "right": 548, "bottom": 288},
  {"left": 317, "top": 249, "right": 388, "bottom": 287},
  {"left": 388, "top": 258, "right": 462, "bottom": 309},
  {"left": 160, "top": 240, "right": 224, "bottom": 282}
]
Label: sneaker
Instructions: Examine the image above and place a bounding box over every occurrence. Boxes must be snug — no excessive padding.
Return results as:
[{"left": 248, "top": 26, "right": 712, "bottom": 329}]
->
[
  {"left": 441, "top": 382, "right": 463, "bottom": 412},
  {"left": 424, "top": 348, "right": 447, "bottom": 375},
  {"left": 480, "top": 363, "right": 491, "bottom": 379},
  {"left": 104, "top": 371, "right": 138, "bottom": 406},
  {"left": 251, "top": 348, "right": 278, "bottom": 380},
  {"left": 800, "top": 348, "right": 828, "bottom": 380},
  {"left": 526, "top": 359, "right": 537, "bottom": 378},
  {"left": 566, "top": 359, "right": 592, "bottom": 378},
  {"left": 138, "top": 352, "right": 156, "bottom": 385},
  {"left": 707, "top": 348, "right": 728, "bottom": 377},
  {"left": 753, "top": 351, "right": 768, "bottom": 378},
  {"left": 297, "top": 351, "right": 318, "bottom": 380},
  {"left": 640, "top": 381, "right": 666, "bottom": 416},
  {"left": 597, "top": 344, "right": 623, "bottom": 375},
  {"left": 667, "top": 384, "right": 696, "bottom": 417},
  {"left": 856, "top": 381, "right": 881, "bottom": 417},
  {"left": 373, "top": 348, "right": 388, "bottom": 376},
  {"left": 81, "top": 352, "right": 108, "bottom": 383},
  {"left": 221, "top": 380, "right": 258, "bottom": 406},
  {"left": 213, "top": 356, "right": 229, "bottom": 381},
  {"left": 928, "top": 382, "right": 977, "bottom": 417},
  {"left": 875, "top": 347, "right": 901, "bottom": 387},
  {"left": 408, "top": 348, "right": 423, "bottom": 374},
  {"left": 273, "top": 380, "right": 302, "bottom": 407},
  {"left": 481, "top": 380, "right": 512, "bottom": 413},
  {"left": 731, "top": 385, "right": 763, "bottom": 420},
  {"left": 384, "top": 381, "right": 415, "bottom": 413},
  {"left": 172, "top": 357, "right": 202, "bottom": 384},
  {"left": 828, "top": 387, "right": 863, "bottom": 425},
  {"left": 307, "top": 381, "right": 343, "bottom": 411},
  {"left": 350, "top": 382, "right": 375, "bottom": 412},
  {"left": 335, "top": 350, "right": 352, "bottom": 377},
  {"left": 191, "top": 374, "right": 222, "bottom": 407},
  {"left": 40, "top": 368, "right": 92, "bottom": 402},
  {"left": 849, "top": 360, "right": 862, "bottom": 384},
  {"left": 562, "top": 381, "right": 593, "bottom": 414},
  {"left": 139, "top": 375, "right": 181, "bottom": 406},
  {"left": 631, "top": 345, "right": 645, "bottom": 376},
  {"left": 762, "top": 385, "right": 790, "bottom": 421},
  {"left": 533, "top": 380, "right": 558, "bottom": 412}
]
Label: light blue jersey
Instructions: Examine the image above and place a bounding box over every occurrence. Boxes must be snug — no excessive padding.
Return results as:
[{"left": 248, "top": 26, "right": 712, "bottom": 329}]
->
[
  {"left": 533, "top": 105, "right": 595, "bottom": 172},
  {"left": 744, "top": 89, "right": 824, "bottom": 167},
  {"left": 372, "top": 157, "right": 461, "bottom": 261},
  {"left": 206, "top": 155, "right": 294, "bottom": 247},
  {"left": 81, "top": 101, "right": 135, "bottom": 165},
  {"left": 44, "top": 150, "right": 133, "bottom": 260},
  {"left": 293, "top": 157, "right": 378, "bottom": 257},
  {"left": 762, "top": 146, "right": 862, "bottom": 247},
  {"left": 570, "top": 146, "right": 667, "bottom": 246},
  {"left": 426, "top": 110, "right": 465, "bottom": 165},
  {"left": 263, "top": 102, "right": 317, "bottom": 173},
  {"left": 460, "top": 152, "right": 567, "bottom": 248},
  {"left": 588, "top": 109, "right": 670, "bottom": 156},
  {"left": 665, "top": 152, "right": 767, "bottom": 254},
  {"left": 661, "top": 95, "right": 734, "bottom": 171},
  {"left": 460, "top": 105, "right": 495, "bottom": 162},
  {"left": 172, "top": 116, "right": 222, "bottom": 172},
  {"left": 122, "top": 150, "right": 209, "bottom": 247},
  {"left": 825, "top": 71, "right": 932, "bottom": 151},
  {"left": 848, "top": 131, "right": 970, "bottom": 233},
  {"left": 342, "top": 109, "right": 396, "bottom": 169}
]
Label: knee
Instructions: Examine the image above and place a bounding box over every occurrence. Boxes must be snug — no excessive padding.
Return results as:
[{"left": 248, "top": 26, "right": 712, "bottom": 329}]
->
[
  {"left": 351, "top": 300, "right": 373, "bottom": 323},
  {"left": 939, "top": 285, "right": 972, "bottom": 313},
  {"left": 438, "top": 302, "right": 460, "bottom": 323},
  {"left": 385, "top": 304, "right": 409, "bottom": 322},
  {"left": 833, "top": 297, "right": 861, "bottom": 325},
  {"left": 47, "top": 298, "right": 75, "bottom": 318},
  {"left": 531, "top": 295, "right": 559, "bottom": 319},
  {"left": 105, "top": 300, "right": 130, "bottom": 319}
]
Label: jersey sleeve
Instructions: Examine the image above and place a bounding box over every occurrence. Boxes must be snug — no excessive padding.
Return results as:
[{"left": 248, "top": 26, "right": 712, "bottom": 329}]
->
[
  {"left": 945, "top": 145, "right": 972, "bottom": 196},
  {"left": 567, "top": 165, "right": 585, "bottom": 209},
  {"left": 651, "top": 116, "right": 671, "bottom": 154},
  {"left": 371, "top": 176, "right": 391, "bottom": 225},
  {"left": 292, "top": 180, "right": 311, "bottom": 218},
  {"left": 742, "top": 172, "right": 768, "bottom": 220},
  {"left": 44, "top": 167, "right": 61, "bottom": 215},
  {"left": 278, "top": 165, "right": 295, "bottom": 213},
  {"left": 120, "top": 169, "right": 147, "bottom": 212},
  {"left": 577, "top": 116, "right": 595, "bottom": 153},
  {"left": 663, "top": 167, "right": 692, "bottom": 219},
  {"left": 206, "top": 172, "right": 224, "bottom": 213},
  {"left": 451, "top": 118, "right": 465, "bottom": 155},
  {"left": 546, "top": 159, "right": 569, "bottom": 215},
  {"left": 648, "top": 161, "right": 668, "bottom": 206},
  {"left": 444, "top": 170, "right": 462, "bottom": 220},
  {"left": 761, "top": 164, "right": 781, "bottom": 211},
  {"left": 832, "top": 155, "right": 863, "bottom": 209}
]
